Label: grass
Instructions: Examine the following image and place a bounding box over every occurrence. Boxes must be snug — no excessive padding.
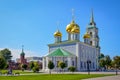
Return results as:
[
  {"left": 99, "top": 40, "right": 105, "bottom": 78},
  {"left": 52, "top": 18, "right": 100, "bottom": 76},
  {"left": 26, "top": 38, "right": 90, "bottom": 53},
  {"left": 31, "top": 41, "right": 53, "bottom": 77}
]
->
[
  {"left": 0, "top": 74, "right": 114, "bottom": 80},
  {"left": 0, "top": 70, "right": 43, "bottom": 75}
]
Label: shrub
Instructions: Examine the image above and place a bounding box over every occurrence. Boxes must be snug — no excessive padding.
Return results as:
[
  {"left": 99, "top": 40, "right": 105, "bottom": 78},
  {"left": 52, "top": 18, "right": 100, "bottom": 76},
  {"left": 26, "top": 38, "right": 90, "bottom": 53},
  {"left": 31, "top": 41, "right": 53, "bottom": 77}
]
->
[
  {"left": 68, "top": 66, "right": 76, "bottom": 73},
  {"left": 2, "top": 70, "right": 8, "bottom": 74},
  {"left": 32, "top": 67, "right": 39, "bottom": 73}
]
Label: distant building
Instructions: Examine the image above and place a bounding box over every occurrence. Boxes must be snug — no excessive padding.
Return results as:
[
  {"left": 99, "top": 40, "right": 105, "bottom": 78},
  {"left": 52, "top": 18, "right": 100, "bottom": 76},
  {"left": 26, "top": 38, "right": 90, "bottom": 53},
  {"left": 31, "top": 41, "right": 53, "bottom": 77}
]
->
[
  {"left": 16, "top": 45, "right": 27, "bottom": 64},
  {"left": 25, "top": 57, "right": 42, "bottom": 62},
  {"left": 15, "top": 46, "right": 42, "bottom": 70},
  {"left": 16, "top": 57, "right": 42, "bottom": 62}
]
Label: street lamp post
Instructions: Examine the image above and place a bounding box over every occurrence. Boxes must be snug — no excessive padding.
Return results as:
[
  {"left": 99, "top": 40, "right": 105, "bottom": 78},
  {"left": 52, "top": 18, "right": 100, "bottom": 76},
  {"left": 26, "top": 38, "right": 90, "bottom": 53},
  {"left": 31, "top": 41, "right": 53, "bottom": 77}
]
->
[
  {"left": 87, "top": 60, "right": 91, "bottom": 75},
  {"left": 115, "top": 64, "right": 118, "bottom": 75},
  {"left": 8, "top": 60, "right": 12, "bottom": 74}
]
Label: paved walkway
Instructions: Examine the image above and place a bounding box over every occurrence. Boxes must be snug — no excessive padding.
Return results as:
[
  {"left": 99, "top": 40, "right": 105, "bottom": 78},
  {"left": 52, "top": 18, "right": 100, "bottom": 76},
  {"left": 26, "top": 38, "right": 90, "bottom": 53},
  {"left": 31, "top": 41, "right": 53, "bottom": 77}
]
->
[{"left": 83, "top": 75, "right": 120, "bottom": 80}]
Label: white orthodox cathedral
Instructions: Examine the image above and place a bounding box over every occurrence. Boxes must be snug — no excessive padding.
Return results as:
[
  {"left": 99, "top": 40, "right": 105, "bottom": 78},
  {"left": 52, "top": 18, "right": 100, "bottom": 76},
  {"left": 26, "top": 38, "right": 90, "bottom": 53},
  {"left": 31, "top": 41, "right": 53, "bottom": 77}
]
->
[{"left": 43, "top": 11, "right": 100, "bottom": 71}]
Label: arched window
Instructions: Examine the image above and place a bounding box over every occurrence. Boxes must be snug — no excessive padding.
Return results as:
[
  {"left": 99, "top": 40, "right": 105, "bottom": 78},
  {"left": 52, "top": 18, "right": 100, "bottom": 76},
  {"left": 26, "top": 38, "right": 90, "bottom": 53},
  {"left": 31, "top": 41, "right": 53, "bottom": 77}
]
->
[
  {"left": 72, "top": 61, "right": 74, "bottom": 66},
  {"left": 90, "top": 32, "right": 92, "bottom": 36},
  {"left": 65, "top": 61, "right": 68, "bottom": 67},
  {"left": 90, "top": 41, "right": 92, "bottom": 45},
  {"left": 84, "top": 62, "right": 86, "bottom": 69},
  {"left": 80, "top": 61, "right": 83, "bottom": 69}
]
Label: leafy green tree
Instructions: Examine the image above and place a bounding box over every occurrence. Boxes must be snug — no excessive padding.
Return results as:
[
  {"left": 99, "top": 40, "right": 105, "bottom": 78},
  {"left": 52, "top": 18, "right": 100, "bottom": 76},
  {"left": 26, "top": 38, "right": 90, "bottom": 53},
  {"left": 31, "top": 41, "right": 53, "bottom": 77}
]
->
[
  {"left": 0, "top": 56, "right": 6, "bottom": 70},
  {"left": 99, "top": 54, "right": 111, "bottom": 70},
  {"left": 48, "top": 61, "right": 54, "bottom": 74},
  {"left": 58, "top": 61, "right": 66, "bottom": 72},
  {"left": 21, "top": 64, "right": 28, "bottom": 71},
  {"left": 32, "top": 62, "right": 40, "bottom": 73},
  {"left": 68, "top": 66, "right": 76, "bottom": 73},
  {"left": 99, "top": 53, "right": 105, "bottom": 59},
  {"left": 113, "top": 56, "right": 120, "bottom": 68},
  {"left": 99, "top": 59, "right": 106, "bottom": 68},
  {"left": 32, "top": 66, "right": 39, "bottom": 73},
  {"left": 29, "top": 61, "right": 34, "bottom": 70},
  {"left": 105, "top": 55, "right": 111, "bottom": 69},
  {"left": 99, "top": 53, "right": 105, "bottom": 69},
  {"left": 0, "top": 48, "right": 12, "bottom": 62}
]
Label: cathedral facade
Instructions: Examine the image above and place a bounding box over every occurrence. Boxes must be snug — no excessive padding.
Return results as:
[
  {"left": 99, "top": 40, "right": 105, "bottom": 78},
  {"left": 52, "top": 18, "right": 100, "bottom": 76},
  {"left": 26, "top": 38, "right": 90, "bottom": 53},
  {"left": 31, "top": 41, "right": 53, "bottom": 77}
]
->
[{"left": 43, "top": 11, "right": 100, "bottom": 71}]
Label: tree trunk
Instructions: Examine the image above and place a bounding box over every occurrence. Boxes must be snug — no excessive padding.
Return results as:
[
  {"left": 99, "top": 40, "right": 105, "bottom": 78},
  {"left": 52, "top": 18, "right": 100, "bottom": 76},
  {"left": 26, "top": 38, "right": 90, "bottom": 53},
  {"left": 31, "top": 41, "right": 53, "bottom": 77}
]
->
[{"left": 49, "top": 69, "right": 51, "bottom": 74}]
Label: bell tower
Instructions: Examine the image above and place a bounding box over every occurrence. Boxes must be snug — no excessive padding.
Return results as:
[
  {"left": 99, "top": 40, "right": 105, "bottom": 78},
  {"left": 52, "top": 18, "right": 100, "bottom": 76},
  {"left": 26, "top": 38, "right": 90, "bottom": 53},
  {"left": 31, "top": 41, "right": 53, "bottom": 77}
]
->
[
  {"left": 86, "top": 10, "right": 99, "bottom": 48},
  {"left": 20, "top": 45, "right": 26, "bottom": 64}
]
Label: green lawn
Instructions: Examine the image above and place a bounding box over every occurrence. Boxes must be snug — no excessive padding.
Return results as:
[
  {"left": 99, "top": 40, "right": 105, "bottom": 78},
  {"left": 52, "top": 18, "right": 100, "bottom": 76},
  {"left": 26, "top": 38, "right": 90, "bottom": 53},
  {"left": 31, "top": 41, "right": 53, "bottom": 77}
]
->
[
  {"left": 1, "top": 70, "right": 43, "bottom": 75},
  {"left": 0, "top": 74, "right": 114, "bottom": 80}
]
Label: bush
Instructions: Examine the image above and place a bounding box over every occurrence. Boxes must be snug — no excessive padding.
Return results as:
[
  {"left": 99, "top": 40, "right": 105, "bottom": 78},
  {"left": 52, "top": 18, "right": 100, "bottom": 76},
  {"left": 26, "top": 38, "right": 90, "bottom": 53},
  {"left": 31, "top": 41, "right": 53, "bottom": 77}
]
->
[
  {"left": 58, "top": 61, "right": 66, "bottom": 69},
  {"left": 68, "top": 66, "right": 76, "bottom": 73},
  {"left": 2, "top": 70, "right": 8, "bottom": 74},
  {"left": 32, "top": 67, "right": 39, "bottom": 73},
  {"left": 14, "top": 72, "right": 20, "bottom": 75}
]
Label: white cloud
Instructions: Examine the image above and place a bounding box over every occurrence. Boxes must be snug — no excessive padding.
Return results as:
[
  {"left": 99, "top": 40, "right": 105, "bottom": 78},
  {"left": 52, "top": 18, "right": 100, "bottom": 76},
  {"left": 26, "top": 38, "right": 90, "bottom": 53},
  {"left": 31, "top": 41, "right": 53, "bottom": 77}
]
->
[{"left": 0, "top": 48, "right": 40, "bottom": 61}]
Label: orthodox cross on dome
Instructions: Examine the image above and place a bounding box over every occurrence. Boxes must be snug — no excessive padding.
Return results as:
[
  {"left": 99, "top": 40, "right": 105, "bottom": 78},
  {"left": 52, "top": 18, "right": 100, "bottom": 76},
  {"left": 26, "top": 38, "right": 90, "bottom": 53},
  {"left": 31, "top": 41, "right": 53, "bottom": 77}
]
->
[
  {"left": 72, "top": 8, "right": 75, "bottom": 21},
  {"left": 22, "top": 45, "right": 24, "bottom": 52},
  {"left": 56, "top": 21, "right": 60, "bottom": 30}
]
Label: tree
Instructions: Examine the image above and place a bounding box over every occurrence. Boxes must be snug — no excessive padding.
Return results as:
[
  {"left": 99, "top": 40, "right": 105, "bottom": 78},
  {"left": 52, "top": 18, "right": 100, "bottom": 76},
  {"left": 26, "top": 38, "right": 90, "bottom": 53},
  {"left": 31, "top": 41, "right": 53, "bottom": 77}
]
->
[
  {"left": 99, "top": 53, "right": 105, "bottom": 59},
  {"left": 21, "top": 64, "right": 28, "bottom": 71},
  {"left": 99, "top": 54, "right": 112, "bottom": 70},
  {"left": 113, "top": 56, "right": 120, "bottom": 68},
  {"left": 48, "top": 61, "right": 54, "bottom": 74},
  {"left": 58, "top": 61, "right": 66, "bottom": 72},
  {"left": 32, "top": 62, "right": 40, "bottom": 73},
  {"left": 0, "top": 56, "right": 6, "bottom": 70},
  {"left": 99, "top": 53, "right": 105, "bottom": 69},
  {"left": 0, "top": 48, "right": 12, "bottom": 62},
  {"left": 105, "top": 55, "right": 111, "bottom": 69},
  {"left": 29, "top": 61, "right": 34, "bottom": 70},
  {"left": 99, "top": 59, "right": 106, "bottom": 69},
  {"left": 68, "top": 66, "right": 76, "bottom": 73}
]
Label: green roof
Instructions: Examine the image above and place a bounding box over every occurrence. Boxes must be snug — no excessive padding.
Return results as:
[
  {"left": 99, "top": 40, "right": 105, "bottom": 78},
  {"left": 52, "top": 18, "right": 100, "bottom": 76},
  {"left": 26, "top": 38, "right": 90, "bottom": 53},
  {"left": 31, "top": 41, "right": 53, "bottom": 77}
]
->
[
  {"left": 20, "top": 52, "right": 25, "bottom": 56},
  {"left": 47, "top": 48, "right": 75, "bottom": 57}
]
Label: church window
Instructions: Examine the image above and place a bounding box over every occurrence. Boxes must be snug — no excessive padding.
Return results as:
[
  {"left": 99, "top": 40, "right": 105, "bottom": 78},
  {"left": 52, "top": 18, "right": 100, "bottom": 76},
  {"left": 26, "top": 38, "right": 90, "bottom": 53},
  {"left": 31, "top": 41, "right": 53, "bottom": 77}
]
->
[
  {"left": 80, "top": 62, "right": 83, "bottom": 69},
  {"left": 72, "top": 61, "right": 74, "bottom": 66},
  {"left": 93, "top": 62, "right": 95, "bottom": 69},
  {"left": 90, "top": 62, "right": 92, "bottom": 69},
  {"left": 84, "top": 62, "right": 86, "bottom": 69},
  {"left": 65, "top": 61, "right": 68, "bottom": 67},
  {"left": 57, "top": 61, "right": 59, "bottom": 67},
  {"left": 90, "top": 32, "right": 92, "bottom": 35},
  {"left": 75, "top": 34, "right": 77, "bottom": 40},
  {"left": 90, "top": 41, "right": 92, "bottom": 45}
]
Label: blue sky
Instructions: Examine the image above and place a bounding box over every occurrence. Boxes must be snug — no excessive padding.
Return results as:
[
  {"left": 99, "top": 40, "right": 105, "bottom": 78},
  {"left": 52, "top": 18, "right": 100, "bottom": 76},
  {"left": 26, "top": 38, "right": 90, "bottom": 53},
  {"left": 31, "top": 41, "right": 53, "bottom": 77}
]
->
[{"left": 0, "top": 0, "right": 120, "bottom": 59}]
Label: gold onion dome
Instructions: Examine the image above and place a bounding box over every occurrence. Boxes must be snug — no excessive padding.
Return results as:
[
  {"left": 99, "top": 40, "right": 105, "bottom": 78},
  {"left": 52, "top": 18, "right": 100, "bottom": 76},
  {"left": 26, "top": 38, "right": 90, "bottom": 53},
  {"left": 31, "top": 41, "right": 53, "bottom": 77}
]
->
[
  {"left": 83, "top": 32, "right": 91, "bottom": 38},
  {"left": 54, "top": 30, "right": 62, "bottom": 37},
  {"left": 66, "top": 20, "right": 80, "bottom": 33},
  {"left": 71, "top": 25, "right": 80, "bottom": 33}
]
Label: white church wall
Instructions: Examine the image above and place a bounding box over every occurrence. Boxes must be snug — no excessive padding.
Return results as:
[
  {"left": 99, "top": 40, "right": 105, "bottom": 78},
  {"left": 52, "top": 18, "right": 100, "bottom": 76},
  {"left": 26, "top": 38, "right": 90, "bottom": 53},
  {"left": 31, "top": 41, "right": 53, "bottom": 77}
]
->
[{"left": 77, "top": 42, "right": 99, "bottom": 71}]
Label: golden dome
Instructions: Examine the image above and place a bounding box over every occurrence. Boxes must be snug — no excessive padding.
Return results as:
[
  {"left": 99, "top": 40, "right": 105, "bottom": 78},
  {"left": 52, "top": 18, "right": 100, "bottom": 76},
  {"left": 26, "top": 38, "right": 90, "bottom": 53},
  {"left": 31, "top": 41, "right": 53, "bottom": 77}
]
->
[
  {"left": 54, "top": 30, "right": 62, "bottom": 37},
  {"left": 66, "top": 20, "right": 80, "bottom": 33},
  {"left": 71, "top": 25, "right": 80, "bottom": 33},
  {"left": 83, "top": 32, "right": 91, "bottom": 38}
]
